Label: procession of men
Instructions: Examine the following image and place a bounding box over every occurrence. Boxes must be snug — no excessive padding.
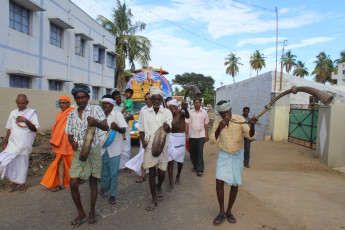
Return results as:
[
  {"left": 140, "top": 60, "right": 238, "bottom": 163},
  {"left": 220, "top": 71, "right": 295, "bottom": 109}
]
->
[{"left": 0, "top": 85, "right": 256, "bottom": 228}]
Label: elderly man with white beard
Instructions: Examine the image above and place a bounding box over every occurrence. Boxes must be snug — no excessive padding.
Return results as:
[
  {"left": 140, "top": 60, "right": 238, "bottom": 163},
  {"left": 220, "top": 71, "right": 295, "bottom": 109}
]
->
[{"left": 139, "top": 86, "right": 172, "bottom": 211}]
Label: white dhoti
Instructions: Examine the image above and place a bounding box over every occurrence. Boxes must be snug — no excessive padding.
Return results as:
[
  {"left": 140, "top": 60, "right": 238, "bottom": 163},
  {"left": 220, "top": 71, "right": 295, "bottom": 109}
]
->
[
  {"left": 119, "top": 129, "right": 131, "bottom": 169},
  {"left": 143, "top": 134, "right": 169, "bottom": 171},
  {"left": 1, "top": 108, "right": 39, "bottom": 184},
  {"left": 125, "top": 142, "right": 149, "bottom": 176},
  {"left": 168, "top": 133, "right": 186, "bottom": 163},
  {"left": 0, "top": 132, "right": 36, "bottom": 184}
]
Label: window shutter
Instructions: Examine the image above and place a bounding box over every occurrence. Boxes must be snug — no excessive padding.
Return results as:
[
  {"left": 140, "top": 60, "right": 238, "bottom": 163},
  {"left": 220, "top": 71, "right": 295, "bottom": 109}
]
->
[
  {"left": 75, "top": 35, "right": 81, "bottom": 55},
  {"left": 93, "top": 45, "right": 99, "bottom": 62}
]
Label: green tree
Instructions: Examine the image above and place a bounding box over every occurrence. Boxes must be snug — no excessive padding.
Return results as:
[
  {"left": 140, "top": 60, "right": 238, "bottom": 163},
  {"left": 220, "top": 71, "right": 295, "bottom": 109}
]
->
[
  {"left": 292, "top": 61, "right": 309, "bottom": 78},
  {"left": 97, "top": 0, "right": 151, "bottom": 90},
  {"left": 172, "top": 73, "right": 215, "bottom": 95},
  {"left": 312, "top": 52, "right": 334, "bottom": 83},
  {"left": 203, "top": 89, "right": 215, "bottom": 106},
  {"left": 249, "top": 50, "right": 266, "bottom": 76},
  {"left": 224, "top": 52, "right": 243, "bottom": 84},
  {"left": 283, "top": 50, "right": 297, "bottom": 74},
  {"left": 335, "top": 50, "right": 345, "bottom": 64}
]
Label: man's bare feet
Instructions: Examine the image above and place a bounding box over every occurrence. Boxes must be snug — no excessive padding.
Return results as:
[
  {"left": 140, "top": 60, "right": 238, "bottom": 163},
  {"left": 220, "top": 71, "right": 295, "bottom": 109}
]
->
[
  {"left": 88, "top": 212, "right": 97, "bottom": 226},
  {"left": 70, "top": 214, "right": 87, "bottom": 229}
]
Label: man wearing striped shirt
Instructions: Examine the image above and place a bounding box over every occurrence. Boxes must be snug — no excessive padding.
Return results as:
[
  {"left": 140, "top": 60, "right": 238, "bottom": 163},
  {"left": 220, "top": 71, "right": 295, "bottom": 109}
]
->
[{"left": 186, "top": 98, "right": 209, "bottom": 177}]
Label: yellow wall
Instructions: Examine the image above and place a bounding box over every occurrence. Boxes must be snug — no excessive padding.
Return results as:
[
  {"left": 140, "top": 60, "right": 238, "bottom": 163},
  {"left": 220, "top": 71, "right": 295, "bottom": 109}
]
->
[{"left": 270, "top": 104, "right": 290, "bottom": 142}]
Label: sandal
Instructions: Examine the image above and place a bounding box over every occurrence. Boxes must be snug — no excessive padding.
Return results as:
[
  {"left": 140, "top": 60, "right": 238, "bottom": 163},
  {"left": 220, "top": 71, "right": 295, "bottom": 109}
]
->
[
  {"left": 166, "top": 186, "right": 173, "bottom": 192},
  {"left": 99, "top": 188, "right": 106, "bottom": 197},
  {"left": 70, "top": 217, "right": 87, "bottom": 229},
  {"left": 213, "top": 213, "right": 226, "bottom": 225},
  {"left": 17, "top": 185, "right": 26, "bottom": 194},
  {"left": 136, "top": 177, "right": 145, "bottom": 183},
  {"left": 157, "top": 191, "right": 163, "bottom": 201},
  {"left": 197, "top": 172, "right": 203, "bottom": 177},
  {"left": 175, "top": 179, "right": 181, "bottom": 184},
  {"left": 109, "top": 200, "right": 117, "bottom": 206},
  {"left": 51, "top": 185, "right": 65, "bottom": 192},
  {"left": 192, "top": 168, "right": 196, "bottom": 172},
  {"left": 226, "top": 213, "right": 237, "bottom": 223},
  {"left": 9, "top": 183, "right": 18, "bottom": 192},
  {"left": 145, "top": 203, "right": 156, "bottom": 211}
]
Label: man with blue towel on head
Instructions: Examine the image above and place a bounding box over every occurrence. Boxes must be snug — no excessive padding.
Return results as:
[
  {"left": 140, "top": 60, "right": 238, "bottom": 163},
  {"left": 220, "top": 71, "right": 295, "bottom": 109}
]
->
[{"left": 210, "top": 100, "right": 257, "bottom": 225}]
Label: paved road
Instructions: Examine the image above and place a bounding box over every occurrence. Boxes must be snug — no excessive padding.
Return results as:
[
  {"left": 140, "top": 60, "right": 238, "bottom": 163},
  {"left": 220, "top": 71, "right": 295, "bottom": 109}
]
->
[{"left": 1, "top": 141, "right": 345, "bottom": 230}]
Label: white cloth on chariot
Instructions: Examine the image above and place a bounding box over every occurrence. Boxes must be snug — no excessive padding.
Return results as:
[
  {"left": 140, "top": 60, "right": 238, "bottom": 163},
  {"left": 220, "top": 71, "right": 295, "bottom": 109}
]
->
[
  {"left": 139, "top": 106, "right": 172, "bottom": 171},
  {"left": 168, "top": 133, "right": 186, "bottom": 163},
  {"left": 0, "top": 108, "right": 39, "bottom": 184},
  {"left": 98, "top": 111, "right": 127, "bottom": 157},
  {"left": 119, "top": 127, "right": 131, "bottom": 169}
]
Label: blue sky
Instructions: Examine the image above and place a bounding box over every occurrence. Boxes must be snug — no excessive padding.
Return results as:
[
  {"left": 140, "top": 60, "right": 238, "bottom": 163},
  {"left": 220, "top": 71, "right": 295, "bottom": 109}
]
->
[{"left": 71, "top": 0, "right": 345, "bottom": 88}]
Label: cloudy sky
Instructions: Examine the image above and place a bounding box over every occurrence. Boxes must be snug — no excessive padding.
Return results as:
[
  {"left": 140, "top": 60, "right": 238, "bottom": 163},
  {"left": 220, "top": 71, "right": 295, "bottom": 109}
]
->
[{"left": 71, "top": 0, "right": 345, "bottom": 88}]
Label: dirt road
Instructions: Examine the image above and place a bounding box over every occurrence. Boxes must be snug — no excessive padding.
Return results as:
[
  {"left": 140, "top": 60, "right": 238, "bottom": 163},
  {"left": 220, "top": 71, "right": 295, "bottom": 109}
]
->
[{"left": 1, "top": 141, "right": 344, "bottom": 230}]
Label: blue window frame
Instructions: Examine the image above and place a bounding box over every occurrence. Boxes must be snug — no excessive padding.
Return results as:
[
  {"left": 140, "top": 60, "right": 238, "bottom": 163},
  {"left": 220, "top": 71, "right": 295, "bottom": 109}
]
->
[
  {"left": 10, "top": 75, "right": 30, "bottom": 88},
  {"left": 9, "top": 1, "right": 29, "bottom": 34},
  {"left": 50, "top": 23, "right": 62, "bottom": 48},
  {"left": 49, "top": 80, "right": 62, "bottom": 91}
]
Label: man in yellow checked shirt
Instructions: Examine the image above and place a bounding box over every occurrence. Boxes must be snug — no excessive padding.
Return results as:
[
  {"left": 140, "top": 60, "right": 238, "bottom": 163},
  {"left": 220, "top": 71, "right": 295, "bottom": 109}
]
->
[{"left": 210, "top": 100, "right": 257, "bottom": 225}]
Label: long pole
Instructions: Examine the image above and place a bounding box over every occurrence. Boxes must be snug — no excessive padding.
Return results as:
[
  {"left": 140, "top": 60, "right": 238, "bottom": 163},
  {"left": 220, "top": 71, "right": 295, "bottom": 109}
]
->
[
  {"left": 279, "top": 40, "right": 287, "bottom": 91},
  {"left": 274, "top": 7, "right": 278, "bottom": 92}
]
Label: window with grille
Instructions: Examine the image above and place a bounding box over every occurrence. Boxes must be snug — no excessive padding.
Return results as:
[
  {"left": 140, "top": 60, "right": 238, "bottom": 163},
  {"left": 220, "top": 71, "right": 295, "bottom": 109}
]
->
[
  {"left": 92, "top": 87, "right": 99, "bottom": 100},
  {"left": 75, "top": 35, "right": 85, "bottom": 56},
  {"left": 93, "top": 45, "right": 105, "bottom": 64},
  {"left": 50, "top": 23, "right": 62, "bottom": 48},
  {"left": 10, "top": 75, "right": 30, "bottom": 88},
  {"left": 9, "top": 1, "right": 29, "bottom": 34},
  {"left": 49, "top": 80, "right": 62, "bottom": 91},
  {"left": 106, "top": 53, "right": 116, "bottom": 68}
]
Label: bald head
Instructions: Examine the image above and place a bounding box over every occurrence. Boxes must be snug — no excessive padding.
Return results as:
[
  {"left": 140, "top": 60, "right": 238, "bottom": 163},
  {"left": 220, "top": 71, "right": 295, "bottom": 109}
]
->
[
  {"left": 17, "top": 94, "right": 28, "bottom": 101},
  {"left": 16, "top": 94, "right": 29, "bottom": 111}
]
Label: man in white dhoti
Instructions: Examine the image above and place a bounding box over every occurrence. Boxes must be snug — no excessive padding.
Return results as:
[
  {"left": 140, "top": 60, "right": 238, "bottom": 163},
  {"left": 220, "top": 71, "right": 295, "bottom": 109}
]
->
[
  {"left": 0, "top": 94, "right": 39, "bottom": 193},
  {"left": 166, "top": 99, "right": 189, "bottom": 192},
  {"left": 210, "top": 101, "right": 257, "bottom": 225},
  {"left": 125, "top": 92, "right": 152, "bottom": 183},
  {"left": 139, "top": 87, "right": 172, "bottom": 211}
]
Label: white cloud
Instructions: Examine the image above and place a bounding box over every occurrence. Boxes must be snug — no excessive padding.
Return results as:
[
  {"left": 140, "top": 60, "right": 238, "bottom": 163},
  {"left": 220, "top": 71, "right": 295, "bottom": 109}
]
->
[{"left": 237, "top": 37, "right": 288, "bottom": 47}]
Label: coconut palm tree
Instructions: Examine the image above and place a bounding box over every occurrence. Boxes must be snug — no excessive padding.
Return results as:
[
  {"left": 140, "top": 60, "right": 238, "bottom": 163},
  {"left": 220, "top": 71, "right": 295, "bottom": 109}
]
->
[
  {"left": 97, "top": 0, "right": 151, "bottom": 89},
  {"left": 249, "top": 50, "right": 266, "bottom": 76},
  {"left": 312, "top": 52, "right": 334, "bottom": 83},
  {"left": 283, "top": 50, "right": 297, "bottom": 74},
  {"left": 293, "top": 61, "right": 309, "bottom": 78},
  {"left": 224, "top": 52, "right": 243, "bottom": 83},
  {"left": 335, "top": 50, "right": 345, "bottom": 64}
]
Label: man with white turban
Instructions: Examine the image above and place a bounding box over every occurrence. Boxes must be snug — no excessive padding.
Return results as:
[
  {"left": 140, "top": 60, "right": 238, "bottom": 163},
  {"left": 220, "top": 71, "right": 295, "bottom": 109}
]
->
[
  {"left": 210, "top": 100, "right": 257, "bottom": 225},
  {"left": 166, "top": 99, "right": 189, "bottom": 192},
  {"left": 139, "top": 86, "right": 172, "bottom": 211},
  {"left": 98, "top": 95, "right": 127, "bottom": 206}
]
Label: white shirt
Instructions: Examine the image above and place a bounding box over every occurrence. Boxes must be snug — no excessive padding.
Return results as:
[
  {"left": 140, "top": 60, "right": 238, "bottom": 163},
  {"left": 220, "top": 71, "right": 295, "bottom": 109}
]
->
[
  {"left": 99, "top": 111, "right": 128, "bottom": 157},
  {"left": 139, "top": 107, "right": 172, "bottom": 138},
  {"left": 6, "top": 108, "right": 39, "bottom": 134}
]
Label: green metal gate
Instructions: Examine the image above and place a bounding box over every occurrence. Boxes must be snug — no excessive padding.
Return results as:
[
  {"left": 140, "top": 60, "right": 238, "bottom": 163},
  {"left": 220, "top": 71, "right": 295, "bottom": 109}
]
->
[{"left": 288, "top": 106, "right": 318, "bottom": 149}]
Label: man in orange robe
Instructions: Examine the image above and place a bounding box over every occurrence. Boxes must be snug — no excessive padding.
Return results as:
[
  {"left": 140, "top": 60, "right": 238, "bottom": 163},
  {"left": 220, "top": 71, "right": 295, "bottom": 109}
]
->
[{"left": 41, "top": 95, "right": 75, "bottom": 191}]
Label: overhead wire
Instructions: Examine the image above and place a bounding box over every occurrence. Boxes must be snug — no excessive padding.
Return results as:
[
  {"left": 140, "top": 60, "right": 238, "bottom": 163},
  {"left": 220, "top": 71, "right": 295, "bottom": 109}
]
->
[{"left": 128, "top": 0, "right": 277, "bottom": 57}]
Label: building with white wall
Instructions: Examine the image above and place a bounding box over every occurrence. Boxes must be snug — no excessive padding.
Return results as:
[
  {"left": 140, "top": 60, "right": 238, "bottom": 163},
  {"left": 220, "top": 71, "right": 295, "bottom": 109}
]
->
[
  {"left": 332, "top": 62, "right": 345, "bottom": 86},
  {"left": 0, "top": 0, "right": 117, "bottom": 100},
  {"left": 216, "top": 71, "right": 345, "bottom": 140}
]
